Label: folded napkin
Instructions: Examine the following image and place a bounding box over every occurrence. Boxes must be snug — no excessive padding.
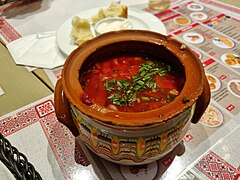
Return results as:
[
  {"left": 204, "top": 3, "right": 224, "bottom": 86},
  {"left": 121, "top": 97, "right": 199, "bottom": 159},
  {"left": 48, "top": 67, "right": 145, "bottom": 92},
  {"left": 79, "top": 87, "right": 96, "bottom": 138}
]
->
[{"left": 7, "top": 32, "right": 65, "bottom": 69}]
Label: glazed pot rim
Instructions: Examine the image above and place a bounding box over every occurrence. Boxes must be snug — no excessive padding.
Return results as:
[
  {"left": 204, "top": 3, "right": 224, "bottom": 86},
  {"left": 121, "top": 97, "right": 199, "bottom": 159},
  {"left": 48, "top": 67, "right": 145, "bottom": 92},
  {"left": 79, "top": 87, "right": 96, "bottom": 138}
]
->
[{"left": 61, "top": 30, "right": 205, "bottom": 126}]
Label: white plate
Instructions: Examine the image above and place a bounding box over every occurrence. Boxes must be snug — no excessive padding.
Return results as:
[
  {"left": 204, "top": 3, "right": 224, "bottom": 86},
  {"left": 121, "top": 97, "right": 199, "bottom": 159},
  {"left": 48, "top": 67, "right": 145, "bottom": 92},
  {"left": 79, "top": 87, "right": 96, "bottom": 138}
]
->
[
  {"left": 227, "top": 79, "right": 240, "bottom": 98},
  {"left": 212, "top": 37, "right": 234, "bottom": 49},
  {"left": 221, "top": 53, "right": 240, "bottom": 68},
  {"left": 56, "top": 7, "right": 167, "bottom": 56},
  {"left": 183, "top": 32, "right": 204, "bottom": 44},
  {"left": 206, "top": 73, "right": 221, "bottom": 92},
  {"left": 120, "top": 161, "right": 158, "bottom": 180},
  {"left": 200, "top": 105, "right": 223, "bottom": 128},
  {"left": 187, "top": 3, "right": 204, "bottom": 11},
  {"left": 190, "top": 12, "right": 208, "bottom": 21},
  {"left": 173, "top": 16, "right": 191, "bottom": 25}
]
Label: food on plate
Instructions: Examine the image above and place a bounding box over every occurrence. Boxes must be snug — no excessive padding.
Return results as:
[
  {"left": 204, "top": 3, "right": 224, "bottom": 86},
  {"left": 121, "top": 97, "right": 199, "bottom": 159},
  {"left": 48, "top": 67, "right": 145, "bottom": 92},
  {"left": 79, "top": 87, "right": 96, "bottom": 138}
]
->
[
  {"left": 174, "top": 17, "right": 191, "bottom": 25},
  {"left": 190, "top": 4, "right": 202, "bottom": 9},
  {"left": 206, "top": 74, "right": 220, "bottom": 91},
  {"left": 224, "top": 54, "right": 240, "bottom": 66},
  {"left": 80, "top": 55, "right": 185, "bottom": 112},
  {"left": 200, "top": 105, "right": 223, "bottom": 127},
  {"left": 95, "top": 17, "right": 132, "bottom": 35},
  {"left": 128, "top": 165, "right": 148, "bottom": 175},
  {"left": 213, "top": 37, "right": 234, "bottom": 48},
  {"left": 71, "top": 3, "right": 128, "bottom": 45},
  {"left": 218, "top": 37, "right": 233, "bottom": 47},
  {"left": 229, "top": 81, "right": 240, "bottom": 96},
  {"left": 120, "top": 161, "right": 157, "bottom": 179},
  {"left": 71, "top": 17, "right": 94, "bottom": 45},
  {"left": 207, "top": 74, "right": 216, "bottom": 84},
  {"left": 187, "top": 35, "right": 200, "bottom": 41},
  {"left": 183, "top": 32, "right": 204, "bottom": 44},
  {"left": 190, "top": 12, "right": 208, "bottom": 20},
  {"left": 209, "top": 83, "right": 216, "bottom": 90},
  {"left": 193, "top": 13, "right": 203, "bottom": 18},
  {"left": 187, "top": 3, "right": 204, "bottom": 11},
  {"left": 92, "top": 3, "right": 128, "bottom": 24}
]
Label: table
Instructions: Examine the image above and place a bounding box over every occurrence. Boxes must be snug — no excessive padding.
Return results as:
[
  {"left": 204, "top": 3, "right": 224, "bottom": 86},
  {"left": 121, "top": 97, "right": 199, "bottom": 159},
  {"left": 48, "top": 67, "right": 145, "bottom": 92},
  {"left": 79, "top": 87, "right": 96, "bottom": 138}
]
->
[
  {"left": 0, "top": 42, "right": 52, "bottom": 116},
  {"left": 0, "top": 0, "right": 240, "bottom": 179}
]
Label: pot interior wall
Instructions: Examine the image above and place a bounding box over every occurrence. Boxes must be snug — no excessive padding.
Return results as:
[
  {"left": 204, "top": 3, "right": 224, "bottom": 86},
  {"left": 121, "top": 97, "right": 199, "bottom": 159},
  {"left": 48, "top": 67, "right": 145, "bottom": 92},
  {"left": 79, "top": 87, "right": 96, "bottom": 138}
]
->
[{"left": 79, "top": 41, "right": 185, "bottom": 80}]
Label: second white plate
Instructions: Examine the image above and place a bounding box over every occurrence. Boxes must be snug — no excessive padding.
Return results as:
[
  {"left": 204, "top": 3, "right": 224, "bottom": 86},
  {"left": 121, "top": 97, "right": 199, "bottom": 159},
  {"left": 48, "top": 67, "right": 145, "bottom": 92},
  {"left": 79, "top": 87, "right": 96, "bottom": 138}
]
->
[{"left": 56, "top": 7, "right": 167, "bottom": 56}]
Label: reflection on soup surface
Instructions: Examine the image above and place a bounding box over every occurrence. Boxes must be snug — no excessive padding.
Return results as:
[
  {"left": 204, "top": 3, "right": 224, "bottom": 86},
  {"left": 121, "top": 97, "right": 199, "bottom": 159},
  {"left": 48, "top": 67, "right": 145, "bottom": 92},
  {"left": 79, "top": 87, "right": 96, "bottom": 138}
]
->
[{"left": 80, "top": 55, "right": 185, "bottom": 112}]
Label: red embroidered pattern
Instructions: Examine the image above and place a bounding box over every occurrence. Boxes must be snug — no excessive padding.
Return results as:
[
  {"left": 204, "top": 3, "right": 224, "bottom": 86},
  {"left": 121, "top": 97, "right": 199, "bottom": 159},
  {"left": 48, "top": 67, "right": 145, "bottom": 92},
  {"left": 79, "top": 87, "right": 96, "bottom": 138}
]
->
[
  {"left": 40, "top": 109, "right": 90, "bottom": 179},
  {"left": 0, "top": 16, "right": 21, "bottom": 43},
  {"left": 0, "top": 97, "right": 90, "bottom": 179},
  {"left": 0, "top": 106, "right": 39, "bottom": 136},
  {"left": 195, "top": 151, "right": 238, "bottom": 180},
  {"left": 35, "top": 100, "right": 55, "bottom": 118}
]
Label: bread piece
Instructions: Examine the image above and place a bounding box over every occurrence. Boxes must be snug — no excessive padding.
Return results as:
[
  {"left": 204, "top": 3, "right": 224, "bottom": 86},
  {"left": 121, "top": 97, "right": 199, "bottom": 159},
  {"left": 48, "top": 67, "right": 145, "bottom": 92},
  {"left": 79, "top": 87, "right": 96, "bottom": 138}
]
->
[
  {"left": 71, "top": 16, "right": 94, "bottom": 45},
  {"left": 71, "top": 3, "right": 128, "bottom": 45},
  {"left": 103, "top": 3, "right": 128, "bottom": 18},
  {"left": 92, "top": 3, "right": 128, "bottom": 24},
  {"left": 92, "top": 9, "right": 105, "bottom": 24}
]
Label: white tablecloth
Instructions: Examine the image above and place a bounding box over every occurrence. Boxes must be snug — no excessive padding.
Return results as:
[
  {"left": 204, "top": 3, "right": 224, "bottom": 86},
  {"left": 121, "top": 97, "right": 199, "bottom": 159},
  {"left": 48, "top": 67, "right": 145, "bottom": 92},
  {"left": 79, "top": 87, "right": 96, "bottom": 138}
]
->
[{"left": 2, "top": 0, "right": 148, "bottom": 36}]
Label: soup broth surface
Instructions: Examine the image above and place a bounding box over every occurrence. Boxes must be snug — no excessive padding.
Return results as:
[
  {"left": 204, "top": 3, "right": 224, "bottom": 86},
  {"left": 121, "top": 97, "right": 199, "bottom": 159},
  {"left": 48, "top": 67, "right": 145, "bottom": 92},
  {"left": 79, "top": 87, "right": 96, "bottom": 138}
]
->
[{"left": 80, "top": 55, "right": 184, "bottom": 112}]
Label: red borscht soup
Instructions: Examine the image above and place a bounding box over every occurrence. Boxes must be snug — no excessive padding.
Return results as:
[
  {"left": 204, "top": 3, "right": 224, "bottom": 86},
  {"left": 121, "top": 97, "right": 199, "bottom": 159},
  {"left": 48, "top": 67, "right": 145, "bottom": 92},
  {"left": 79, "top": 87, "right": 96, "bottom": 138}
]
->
[{"left": 80, "top": 55, "right": 184, "bottom": 112}]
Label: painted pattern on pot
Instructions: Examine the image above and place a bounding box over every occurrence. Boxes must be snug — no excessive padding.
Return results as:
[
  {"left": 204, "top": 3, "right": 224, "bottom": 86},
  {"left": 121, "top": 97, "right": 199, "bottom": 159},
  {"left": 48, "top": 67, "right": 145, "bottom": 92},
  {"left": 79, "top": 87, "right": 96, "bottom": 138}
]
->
[{"left": 71, "top": 104, "right": 193, "bottom": 165}]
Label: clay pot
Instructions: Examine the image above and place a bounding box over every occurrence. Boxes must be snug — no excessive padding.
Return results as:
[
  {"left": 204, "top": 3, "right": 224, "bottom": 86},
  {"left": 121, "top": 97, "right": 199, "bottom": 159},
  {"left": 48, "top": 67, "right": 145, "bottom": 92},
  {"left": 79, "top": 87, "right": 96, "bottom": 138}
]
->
[{"left": 54, "top": 30, "right": 210, "bottom": 165}]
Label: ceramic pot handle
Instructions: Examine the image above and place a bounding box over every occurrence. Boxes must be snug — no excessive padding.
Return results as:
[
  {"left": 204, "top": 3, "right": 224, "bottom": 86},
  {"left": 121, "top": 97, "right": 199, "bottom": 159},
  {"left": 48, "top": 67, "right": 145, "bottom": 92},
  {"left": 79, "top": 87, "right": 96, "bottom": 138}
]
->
[
  {"left": 54, "top": 79, "right": 79, "bottom": 137},
  {"left": 191, "top": 76, "right": 211, "bottom": 124}
]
